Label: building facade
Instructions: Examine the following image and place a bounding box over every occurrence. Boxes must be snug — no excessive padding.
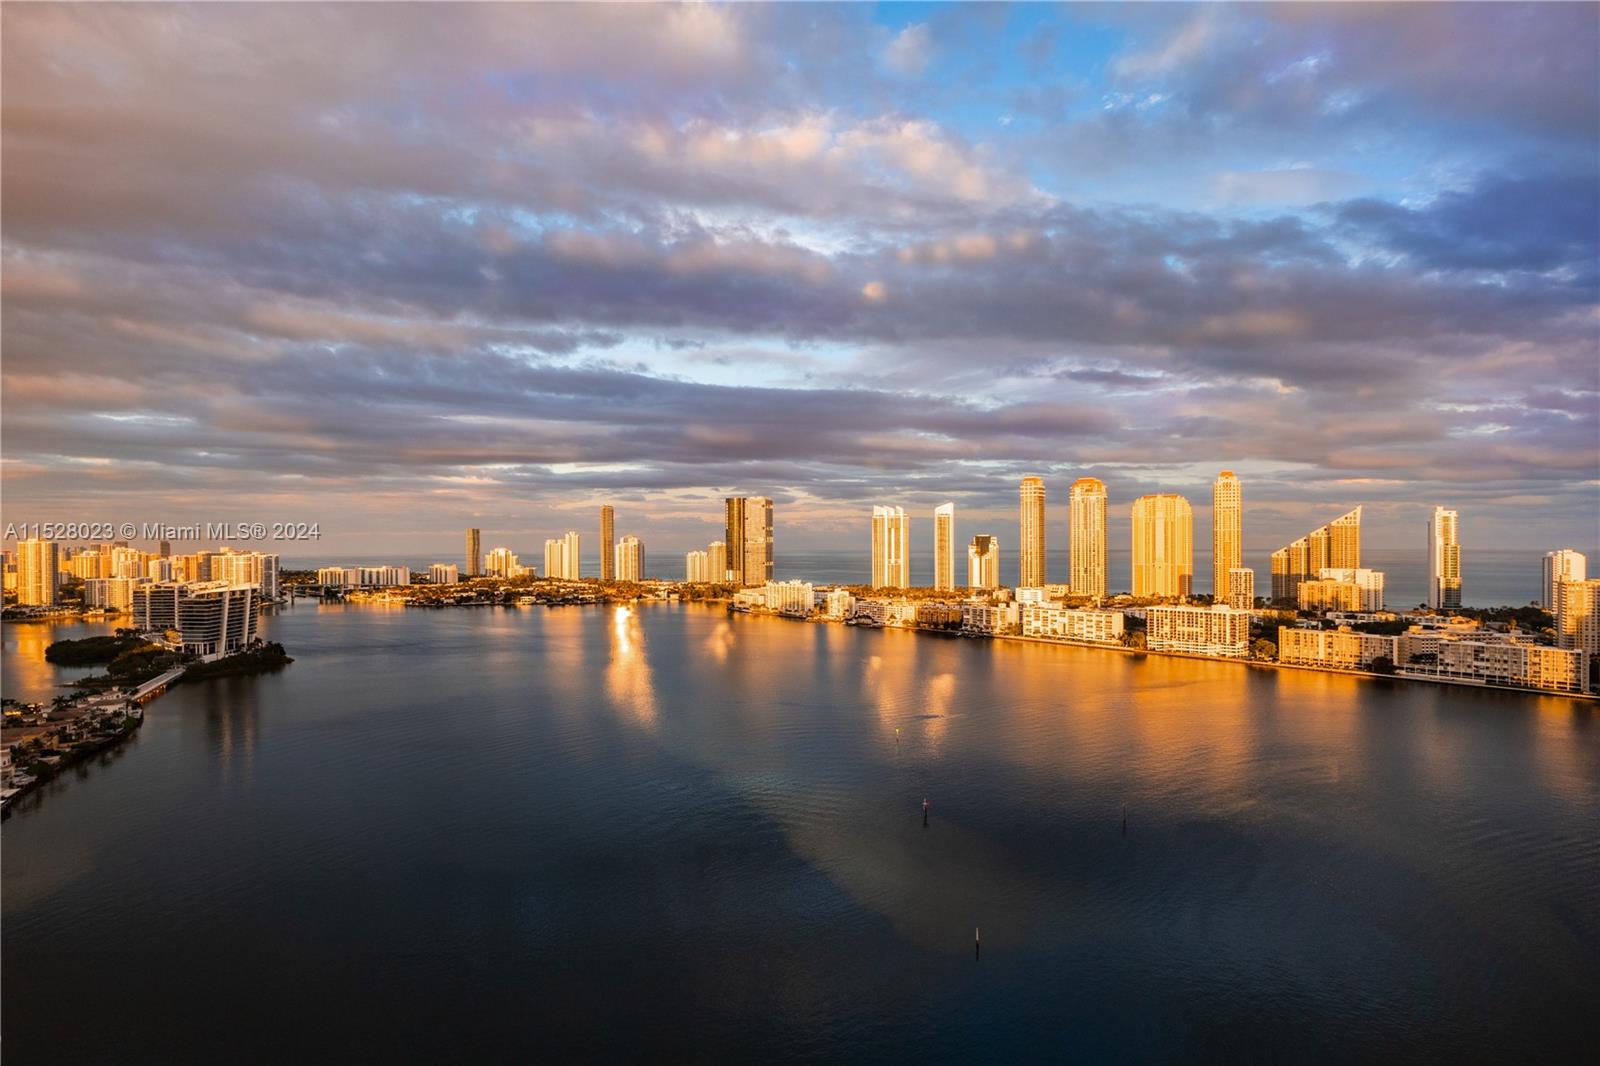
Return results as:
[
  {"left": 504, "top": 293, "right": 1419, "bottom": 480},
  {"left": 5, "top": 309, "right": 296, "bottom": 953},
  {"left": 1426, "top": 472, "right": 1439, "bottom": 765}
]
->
[
  {"left": 1018, "top": 475, "right": 1046, "bottom": 588},
  {"left": 1428, "top": 507, "right": 1462, "bottom": 609},
  {"left": 1225, "top": 567, "right": 1255, "bottom": 609},
  {"left": 871, "top": 506, "right": 910, "bottom": 589},
  {"left": 133, "top": 581, "right": 259, "bottom": 660},
  {"left": 465, "top": 527, "right": 481, "bottom": 577},
  {"left": 428, "top": 563, "right": 460, "bottom": 585},
  {"left": 967, "top": 535, "right": 1000, "bottom": 590},
  {"left": 1556, "top": 578, "right": 1600, "bottom": 657},
  {"left": 1019, "top": 604, "right": 1124, "bottom": 644},
  {"left": 724, "top": 496, "right": 774, "bottom": 586},
  {"left": 1068, "top": 477, "right": 1107, "bottom": 600},
  {"left": 1543, "top": 550, "right": 1587, "bottom": 610},
  {"left": 1130, "top": 494, "right": 1194, "bottom": 598},
  {"left": 1211, "top": 471, "right": 1242, "bottom": 602},
  {"left": 600, "top": 506, "right": 615, "bottom": 581},
  {"left": 1270, "top": 507, "right": 1362, "bottom": 602},
  {"left": 1146, "top": 603, "right": 1250, "bottom": 657},
  {"left": 933, "top": 502, "right": 955, "bottom": 591},
  {"left": 614, "top": 535, "right": 644, "bottom": 581},
  {"left": 16, "top": 538, "right": 59, "bottom": 606}
]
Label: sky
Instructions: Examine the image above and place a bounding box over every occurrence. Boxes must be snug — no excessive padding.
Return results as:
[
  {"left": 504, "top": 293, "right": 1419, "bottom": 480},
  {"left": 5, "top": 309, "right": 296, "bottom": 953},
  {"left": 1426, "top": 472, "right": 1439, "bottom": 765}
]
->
[{"left": 2, "top": 2, "right": 1597, "bottom": 563}]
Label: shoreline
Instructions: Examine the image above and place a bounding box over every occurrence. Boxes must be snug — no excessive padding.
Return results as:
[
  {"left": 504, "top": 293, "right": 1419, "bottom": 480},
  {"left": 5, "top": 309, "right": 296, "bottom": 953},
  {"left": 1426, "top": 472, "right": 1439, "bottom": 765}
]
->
[{"left": 733, "top": 607, "right": 1599, "bottom": 704}]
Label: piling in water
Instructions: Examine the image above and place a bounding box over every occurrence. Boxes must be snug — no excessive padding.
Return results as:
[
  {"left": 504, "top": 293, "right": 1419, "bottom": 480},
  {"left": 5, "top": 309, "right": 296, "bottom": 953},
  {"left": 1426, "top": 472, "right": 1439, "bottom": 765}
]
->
[{"left": 975, "top": 927, "right": 980, "bottom": 961}]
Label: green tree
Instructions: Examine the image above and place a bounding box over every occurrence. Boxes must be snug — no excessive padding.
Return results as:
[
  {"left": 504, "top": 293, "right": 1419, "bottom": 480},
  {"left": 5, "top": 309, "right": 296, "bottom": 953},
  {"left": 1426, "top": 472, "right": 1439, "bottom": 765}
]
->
[
  {"left": 1251, "top": 638, "right": 1277, "bottom": 661},
  {"left": 1369, "top": 656, "right": 1397, "bottom": 675}
]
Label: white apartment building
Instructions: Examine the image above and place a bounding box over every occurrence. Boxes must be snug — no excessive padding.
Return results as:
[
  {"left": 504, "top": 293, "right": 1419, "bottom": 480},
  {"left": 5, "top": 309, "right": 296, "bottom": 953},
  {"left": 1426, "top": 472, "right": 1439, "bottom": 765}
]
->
[
  {"left": 133, "top": 581, "right": 259, "bottom": 660},
  {"left": 961, "top": 601, "right": 1019, "bottom": 635},
  {"left": 83, "top": 576, "right": 147, "bottom": 611},
  {"left": 1543, "top": 550, "right": 1587, "bottom": 610},
  {"left": 764, "top": 580, "right": 814, "bottom": 614},
  {"left": 428, "top": 563, "right": 460, "bottom": 584},
  {"left": 1146, "top": 603, "right": 1251, "bottom": 658},
  {"left": 1278, "top": 627, "right": 1399, "bottom": 670},
  {"left": 1019, "top": 604, "right": 1125, "bottom": 644}
]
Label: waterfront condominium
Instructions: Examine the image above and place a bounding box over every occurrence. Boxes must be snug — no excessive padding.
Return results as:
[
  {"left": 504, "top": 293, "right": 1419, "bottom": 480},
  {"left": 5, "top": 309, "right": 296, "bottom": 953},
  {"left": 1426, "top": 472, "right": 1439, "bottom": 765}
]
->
[
  {"left": 1556, "top": 578, "right": 1600, "bottom": 655},
  {"left": 1068, "top": 477, "right": 1107, "bottom": 600},
  {"left": 933, "top": 502, "right": 955, "bottom": 591},
  {"left": 543, "top": 531, "right": 581, "bottom": 580},
  {"left": 1211, "top": 471, "right": 1242, "bottom": 601},
  {"left": 1543, "top": 549, "right": 1587, "bottom": 610},
  {"left": 465, "top": 527, "right": 481, "bottom": 577},
  {"left": 1018, "top": 475, "right": 1046, "bottom": 588},
  {"left": 871, "top": 506, "right": 911, "bottom": 589},
  {"left": 1428, "top": 507, "right": 1462, "bottom": 609},
  {"left": 1269, "top": 507, "right": 1362, "bottom": 602},
  {"left": 1225, "top": 567, "right": 1255, "bottom": 609},
  {"left": 707, "top": 540, "right": 728, "bottom": 583},
  {"left": 614, "top": 535, "right": 644, "bottom": 581},
  {"left": 968, "top": 535, "right": 1000, "bottom": 589},
  {"left": 600, "top": 505, "right": 616, "bottom": 581},
  {"left": 16, "top": 538, "right": 59, "bottom": 606},
  {"left": 724, "top": 496, "right": 774, "bottom": 587},
  {"left": 1130, "top": 494, "right": 1194, "bottom": 598}
]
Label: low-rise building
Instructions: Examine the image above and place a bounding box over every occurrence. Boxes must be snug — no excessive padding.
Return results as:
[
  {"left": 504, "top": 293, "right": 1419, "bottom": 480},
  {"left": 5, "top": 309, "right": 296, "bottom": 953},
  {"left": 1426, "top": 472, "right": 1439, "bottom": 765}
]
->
[
  {"left": 961, "top": 601, "right": 1019, "bottom": 635},
  {"left": 1147, "top": 603, "right": 1251, "bottom": 658},
  {"left": 763, "top": 580, "right": 814, "bottom": 615},
  {"left": 1019, "top": 604, "right": 1125, "bottom": 644},
  {"left": 1400, "top": 638, "right": 1587, "bottom": 694},
  {"left": 1278, "top": 626, "right": 1399, "bottom": 670}
]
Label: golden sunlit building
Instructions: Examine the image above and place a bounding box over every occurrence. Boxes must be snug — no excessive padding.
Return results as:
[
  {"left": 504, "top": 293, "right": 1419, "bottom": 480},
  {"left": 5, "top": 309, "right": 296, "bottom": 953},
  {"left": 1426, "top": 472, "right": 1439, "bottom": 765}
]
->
[
  {"left": 1542, "top": 550, "right": 1586, "bottom": 610},
  {"left": 967, "top": 535, "right": 1000, "bottom": 590},
  {"left": 724, "top": 497, "right": 774, "bottom": 587},
  {"left": 933, "top": 502, "right": 955, "bottom": 591},
  {"left": 600, "top": 505, "right": 616, "bottom": 581},
  {"left": 16, "top": 538, "right": 59, "bottom": 606},
  {"left": 1018, "top": 475, "right": 1046, "bottom": 588},
  {"left": 1556, "top": 578, "right": 1600, "bottom": 656},
  {"left": 1428, "top": 507, "right": 1462, "bottom": 609},
  {"left": 1130, "top": 494, "right": 1193, "bottom": 598},
  {"left": 1225, "top": 567, "right": 1255, "bottom": 609},
  {"left": 1212, "top": 471, "right": 1242, "bottom": 601},
  {"left": 465, "top": 527, "right": 481, "bottom": 577},
  {"left": 1270, "top": 507, "right": 1361, "bottom": 602},
  {"left": 871, "top": 505, "right": 910, "bottom": 589},
  {"left": 1068, "top": 477, "right": 1107, "bottom": 600},
  {"left": 614, "top": 535, "right": 644, "bottom": 581}
]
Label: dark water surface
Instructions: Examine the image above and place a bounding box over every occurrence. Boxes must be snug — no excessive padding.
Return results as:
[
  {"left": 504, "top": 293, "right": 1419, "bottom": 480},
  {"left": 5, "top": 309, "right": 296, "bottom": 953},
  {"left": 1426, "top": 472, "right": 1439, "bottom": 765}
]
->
[{"left": 4, "top": 604, "right": 1598, "bottom": 1063}]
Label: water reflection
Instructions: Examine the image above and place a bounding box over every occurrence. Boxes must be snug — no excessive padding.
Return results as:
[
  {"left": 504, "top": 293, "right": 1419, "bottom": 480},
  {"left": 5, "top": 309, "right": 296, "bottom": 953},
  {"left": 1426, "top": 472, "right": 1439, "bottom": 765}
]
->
[{"left": 605, "top": 605, "right": 657, "bottom": 726}]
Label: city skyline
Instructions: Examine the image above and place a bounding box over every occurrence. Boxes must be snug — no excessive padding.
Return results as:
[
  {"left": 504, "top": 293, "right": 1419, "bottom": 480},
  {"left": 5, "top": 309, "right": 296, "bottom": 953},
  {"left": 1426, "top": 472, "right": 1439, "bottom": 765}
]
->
[{"left": 1, "top": 4, "right": 1594, "bottom": 555}]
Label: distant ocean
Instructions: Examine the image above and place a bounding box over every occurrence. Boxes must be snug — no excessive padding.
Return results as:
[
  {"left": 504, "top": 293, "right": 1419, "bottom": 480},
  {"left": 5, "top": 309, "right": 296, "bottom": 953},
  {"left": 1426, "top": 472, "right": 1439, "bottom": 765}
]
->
[{"left": 281, "top": 547, "right": 1583, "bottom": 608}]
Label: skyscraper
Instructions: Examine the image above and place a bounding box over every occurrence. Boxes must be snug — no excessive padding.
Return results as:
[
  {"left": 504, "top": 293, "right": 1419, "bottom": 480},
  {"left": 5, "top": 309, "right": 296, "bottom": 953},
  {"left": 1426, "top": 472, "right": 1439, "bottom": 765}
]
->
[
  {"left": 1130, "top": 494, "right": 1193, "bottom": 598},
  {"left": 600, "top": 505, "right": 615, "bottom": 581},
  {"left": 1556, "top": 578, "right": 1600, "bottom": 656},
  {"left": 465, "top": 527, "right": 481, "bottom": 577},
  {"left": 1542, "top": 549, "right": 1586, "bottom": 610},
  {"left": 1212, "top": 471, "right": 1242, "bottom": 601},
  {"left": 707, "top": 540, "right": 728, "bottom": 584},
  {"left": 16, "top": 538, "right": 59, "bottom": 606},
  {"left": 563, "top": 530, "right": 582, "bottom": 580},
  {"left": 1269, "top": 508, "right": 1361, "bottom": 602},
  {"left": 871, "top": 506, "right": 910, "bottom": 589},
  {"left": 967, "top": 535, "right": 1000, "bottom": 590},
  {"left": 1428, "top": 507, "right": 1461, "bottom": 610},
  {"left": 1068, "top": 477, "right": 1107, "bottom": 600},
  {"left": 543, "top": 532, "right": 582, "bottom": 580},
  {"left": 1018, "top": 475, "right": 1046, "bottom": 587},
  {"left": 933, "top": 502, "right": 955, "bottom": 591},
  {"left": 724, "top": 497, "right": 774, "bottom": 586},
  {"left": 614, "top": 535, "right": 643, "bottom": 581}
]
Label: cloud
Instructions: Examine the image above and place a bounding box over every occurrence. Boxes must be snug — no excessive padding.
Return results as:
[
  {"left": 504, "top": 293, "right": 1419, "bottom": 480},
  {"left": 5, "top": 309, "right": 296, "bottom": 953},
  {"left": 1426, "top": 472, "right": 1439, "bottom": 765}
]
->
[{"left": 884, "top": 23, "right": 934, "bottom": 78}]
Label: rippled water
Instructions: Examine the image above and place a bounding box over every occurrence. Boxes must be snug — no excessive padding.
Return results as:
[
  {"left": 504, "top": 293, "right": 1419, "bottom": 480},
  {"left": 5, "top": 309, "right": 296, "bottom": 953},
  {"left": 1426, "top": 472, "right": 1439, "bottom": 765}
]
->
[{"left": 3, "top": 604, "right": 1598, "bottom": 1063}]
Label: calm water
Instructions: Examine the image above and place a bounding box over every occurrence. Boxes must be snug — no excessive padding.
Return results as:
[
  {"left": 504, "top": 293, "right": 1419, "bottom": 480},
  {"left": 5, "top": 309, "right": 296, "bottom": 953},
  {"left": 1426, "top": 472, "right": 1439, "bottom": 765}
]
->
[{"left": 3, "top": 605, "right": 1598, "bottom": 1063}]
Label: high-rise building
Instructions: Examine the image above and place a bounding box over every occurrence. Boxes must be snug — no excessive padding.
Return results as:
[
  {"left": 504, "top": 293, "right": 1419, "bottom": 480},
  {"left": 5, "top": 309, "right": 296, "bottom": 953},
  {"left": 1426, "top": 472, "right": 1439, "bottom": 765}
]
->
[
  {"left": 1212, "top": 471, "right": 1242, "bottom": 600},
  {"left": 1130, "top": 494, "right": 1193, "bottom": 598},
  {"left": 600, "top": 506, "right": 616, "bottom": 581},
  {"left": 1018, "top": 475, "right": 1046, "bottom": 587},
  {"left": 1068, "top": 477, "right": 1107, "bottom": 600},
  {"left": 724, "top": 497, "right": 773, "bottom": 586},
  {"left": 541, "top": 531, "right": 582, "bottom": 580},
  {"left": 685, "top": 551, "right": 709, "bottom": 583},
  {"left": 489, "top": 547, "right": 526, "bottom": 579},
  {"left": 158, "top": 539, "right": 171, "bottom": 558},
  {"left": 933, "top": 502, "right": 955, "bottom": 591},
  {"left": 1225, "top": 567, "right": 1255, "bottom": 609},
  {"left": 707, "top": 541, "right": 728, "bottom": 584},
  {"left": 968, "top": 535, "right": 1000, "bottom": 589},
  {"left": 465, "top": 528, "right": 481, "bottom": 577},
  {"left": 429, "top": 563, "right": 460, "bottom": 585},
  {"left": 16, "top": 539, "right": 59, "bottom": 606},
  {"left": 871, "top": 506, "right": 911, "bottom": 589},
  {"left": 133, "top": 581, "right": 258, "bottom": 660},
  {"left": 1556, "top": 578, "right": 1600, "bottom": 656},
  {"left": 615, "top": 535, "right": 644, "bottom": 581},
  {"left": 1542, "top": 550, "right": 1586, "bottom": 610},
  {"left": 1428, "top": 507, "right": 1462, "bottom": 610},
  {"left": 1270, "top": 507, "right": 1362, "bottom": 602}
]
